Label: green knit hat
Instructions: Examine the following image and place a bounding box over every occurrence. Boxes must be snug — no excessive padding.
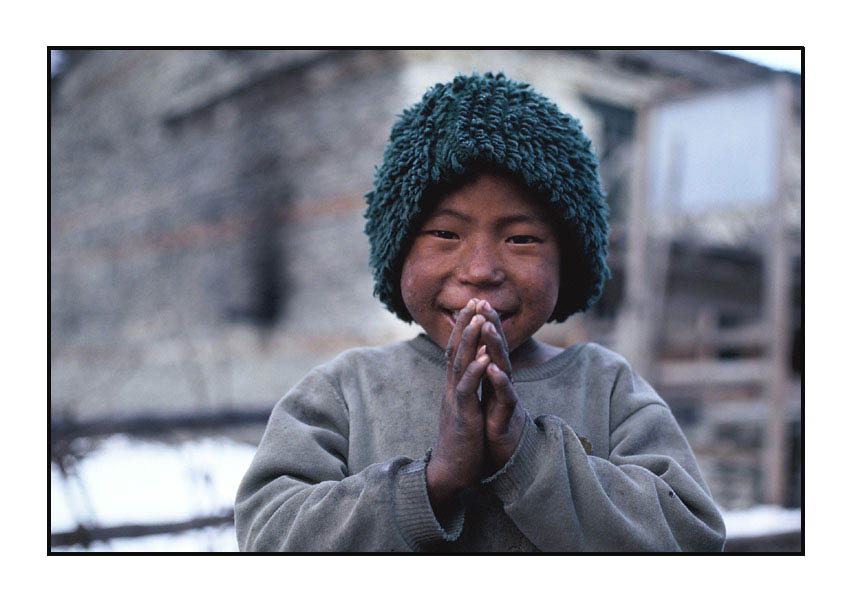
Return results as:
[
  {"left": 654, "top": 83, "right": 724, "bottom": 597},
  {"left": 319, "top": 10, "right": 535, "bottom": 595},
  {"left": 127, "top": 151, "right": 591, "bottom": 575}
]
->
[{"left": 364, "top": 72, "right": 610, "bottom": 323}]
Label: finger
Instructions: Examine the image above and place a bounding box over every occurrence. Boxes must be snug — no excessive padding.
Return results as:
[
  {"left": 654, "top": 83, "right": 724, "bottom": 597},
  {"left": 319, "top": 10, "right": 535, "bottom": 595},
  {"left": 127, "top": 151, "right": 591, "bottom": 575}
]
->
[
  {"left": 484, "top": 362, "right": 519, "bottom": 430},
  {"left": 452, "top": 314, "right": 485, "bottom": 385},
  {"left": 444, "top": 299, "right": 478, "bottom": 375},
  {"left": 455, "top": 354, "right": 490, "bottom": 409},
  {"left": 481, "top": 320, "right": 512, "bottom": 377},
  {"left": 445, "top": 299, "right": 477, "bottom": 363},
  {"left": 475, "top": 300, "right": 510, "bottom": 353},
  {"left": 476, "top": 345, "right": 486, "bottom": 360}
]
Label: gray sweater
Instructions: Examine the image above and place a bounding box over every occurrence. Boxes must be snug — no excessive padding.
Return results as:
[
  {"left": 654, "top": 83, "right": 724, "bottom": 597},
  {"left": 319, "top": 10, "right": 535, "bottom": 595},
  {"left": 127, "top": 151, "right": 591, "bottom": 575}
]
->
[{"left": 235, "top": 334, "right": 725, "bottom": 552}]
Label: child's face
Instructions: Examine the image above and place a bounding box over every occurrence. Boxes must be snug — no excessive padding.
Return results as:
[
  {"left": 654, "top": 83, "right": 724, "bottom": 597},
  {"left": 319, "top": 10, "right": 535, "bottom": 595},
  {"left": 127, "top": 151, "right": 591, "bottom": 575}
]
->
[{"left": 400, "top": 172, "right": 560, "bottom": 352}]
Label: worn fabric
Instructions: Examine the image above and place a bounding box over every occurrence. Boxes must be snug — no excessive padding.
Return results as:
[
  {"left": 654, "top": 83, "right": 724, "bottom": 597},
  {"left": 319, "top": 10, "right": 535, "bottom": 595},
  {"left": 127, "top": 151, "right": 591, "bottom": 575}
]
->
[
  {"left": 363, "top": 72, "right": 610, "bottom": 323},
  {"left": 235, "top": 334, "right": 725, "bottom": 552}
]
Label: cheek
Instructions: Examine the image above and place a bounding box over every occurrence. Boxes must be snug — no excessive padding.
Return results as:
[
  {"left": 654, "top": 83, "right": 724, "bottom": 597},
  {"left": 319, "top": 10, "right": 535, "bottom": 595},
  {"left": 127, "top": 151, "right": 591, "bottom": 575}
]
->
[
  {"left": 524, "top": 260, "right": 560, "bottom": 319},
  {"left": 399, "top": 264, "right": 418, "bottom": 311},
  {"left": 400, "top": 256, "right": 435, "bottom": 316}
]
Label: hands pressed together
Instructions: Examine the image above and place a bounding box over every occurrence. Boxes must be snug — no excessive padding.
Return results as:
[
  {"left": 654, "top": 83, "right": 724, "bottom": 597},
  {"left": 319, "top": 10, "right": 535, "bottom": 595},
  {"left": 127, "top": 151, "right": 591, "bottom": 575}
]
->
[{"left": 426, "top": 299, "right": 528, "bottom": 509}]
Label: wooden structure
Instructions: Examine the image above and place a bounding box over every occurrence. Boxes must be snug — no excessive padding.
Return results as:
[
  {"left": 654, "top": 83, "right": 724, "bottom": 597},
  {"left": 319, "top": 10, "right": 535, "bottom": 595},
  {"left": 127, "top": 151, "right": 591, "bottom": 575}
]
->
[{"left": 612, "top": 73, "right": 801, "bottom": 507}]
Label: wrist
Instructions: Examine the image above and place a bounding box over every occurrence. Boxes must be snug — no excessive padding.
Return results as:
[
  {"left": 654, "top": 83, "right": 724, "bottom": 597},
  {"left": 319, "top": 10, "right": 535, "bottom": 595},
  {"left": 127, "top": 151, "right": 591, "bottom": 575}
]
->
[
  {"left": 488, "top": 438, "right": 519, "bottom": 470},
  {"left": 487, "top": 408, "right": 526, "bottom": 469},
  {"left": 425, "top": 457, "right": 461, "bottom": 507}
]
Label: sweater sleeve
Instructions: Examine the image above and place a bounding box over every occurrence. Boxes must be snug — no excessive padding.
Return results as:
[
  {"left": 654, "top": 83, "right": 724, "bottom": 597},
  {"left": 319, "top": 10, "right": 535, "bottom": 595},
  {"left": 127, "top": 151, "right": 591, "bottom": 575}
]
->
[
  {"left": 482, "top": 362, "right": 726, "bottom": 552},
  {"left": 234, "top": 367, "right": 464, "bottom": 552}
]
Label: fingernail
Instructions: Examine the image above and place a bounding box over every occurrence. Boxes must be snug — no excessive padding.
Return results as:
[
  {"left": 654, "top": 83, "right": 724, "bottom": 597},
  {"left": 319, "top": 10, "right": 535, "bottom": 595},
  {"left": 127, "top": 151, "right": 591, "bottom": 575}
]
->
[
  {"left": 472, "top": 314, "right": 483, "bottom": 325},
  {"left": 466, "top": 299, "right": 476, "bottom": 308},
  {"left": 483, "top": 301, "right": 491, "bottom": 312}
]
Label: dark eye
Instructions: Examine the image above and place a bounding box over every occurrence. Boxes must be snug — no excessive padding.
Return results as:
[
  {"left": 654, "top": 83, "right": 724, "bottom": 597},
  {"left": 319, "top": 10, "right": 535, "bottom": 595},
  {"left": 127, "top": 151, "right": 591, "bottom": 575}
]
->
[
  {"left": 507, "top": 235, "right": 542, "bottom": 244},
  {"left": 425, "top": 230, "right": 459, "bottom": 240}
]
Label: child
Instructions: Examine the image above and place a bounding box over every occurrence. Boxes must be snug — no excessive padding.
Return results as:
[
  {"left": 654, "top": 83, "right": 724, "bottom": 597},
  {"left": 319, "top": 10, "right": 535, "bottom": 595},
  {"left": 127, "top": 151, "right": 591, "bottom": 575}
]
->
[{"left": 235, "top": 72, "right": 725, "bottom": 552}]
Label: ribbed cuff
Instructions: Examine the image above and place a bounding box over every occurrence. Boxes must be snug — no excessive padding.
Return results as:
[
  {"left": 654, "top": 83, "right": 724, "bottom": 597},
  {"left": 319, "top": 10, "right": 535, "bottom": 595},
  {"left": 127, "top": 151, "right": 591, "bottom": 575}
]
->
[
  {"left": 394, "top": 451, "right": 465, "bottom": 551},
  {"left": 481, "top": 412, "right": 544, "bottom": 504}
]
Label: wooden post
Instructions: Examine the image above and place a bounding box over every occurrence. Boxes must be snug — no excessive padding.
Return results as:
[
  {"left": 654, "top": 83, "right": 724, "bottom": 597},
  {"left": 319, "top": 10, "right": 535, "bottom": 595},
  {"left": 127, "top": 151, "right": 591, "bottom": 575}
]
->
[
  {"left": 615, "top": 104, "right": 653, "bottom": 377},
  {"left": 616, "top": 104, "right": 682, "bottom": 382},
  {"left": 762, "top": 74, "right": 794, "bottom": 506},
  {"left": 647, "top": 136, "right": 685, "bottom": 366}
]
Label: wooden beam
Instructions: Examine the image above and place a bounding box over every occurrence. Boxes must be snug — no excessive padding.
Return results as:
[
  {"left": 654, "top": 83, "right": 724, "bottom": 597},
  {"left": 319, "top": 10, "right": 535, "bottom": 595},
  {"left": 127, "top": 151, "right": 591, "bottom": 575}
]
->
[
  {"left": 50, "top": 408, "right": 272, "bottom": 445},
  {"left": 51, "top": 511, "right": 234, "bottom": 549},
  {"left": 663, "top": 323, "right": 768, "bottom": 352},
  {"left": 763, "top": 75, "right": 795, "bottom": 505},
  {"left": 723, "top": 530, "right": 801, "bottom": 553},
  {"left": 656, "top": 359, "right": 771, "bottom": 388}
]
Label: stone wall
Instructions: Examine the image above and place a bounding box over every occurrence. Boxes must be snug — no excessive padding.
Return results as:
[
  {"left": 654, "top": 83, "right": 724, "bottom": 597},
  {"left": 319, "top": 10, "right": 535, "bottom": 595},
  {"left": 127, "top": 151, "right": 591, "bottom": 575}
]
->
[{"left": 51, "top": 49, "right": 417, "bottom": 419}]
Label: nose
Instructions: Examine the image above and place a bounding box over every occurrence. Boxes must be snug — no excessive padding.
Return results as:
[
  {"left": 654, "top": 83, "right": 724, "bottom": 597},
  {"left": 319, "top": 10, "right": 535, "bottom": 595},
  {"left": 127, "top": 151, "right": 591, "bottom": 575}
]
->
[{"left": 456, "top": 239, "right": 505, "bottom": 288}]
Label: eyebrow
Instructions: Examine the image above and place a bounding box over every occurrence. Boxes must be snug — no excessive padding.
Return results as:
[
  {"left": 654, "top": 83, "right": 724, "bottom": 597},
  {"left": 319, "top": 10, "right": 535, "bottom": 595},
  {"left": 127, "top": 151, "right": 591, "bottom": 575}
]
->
[{"left": 428, "top": 208, "right": 548, "bottom": 228}]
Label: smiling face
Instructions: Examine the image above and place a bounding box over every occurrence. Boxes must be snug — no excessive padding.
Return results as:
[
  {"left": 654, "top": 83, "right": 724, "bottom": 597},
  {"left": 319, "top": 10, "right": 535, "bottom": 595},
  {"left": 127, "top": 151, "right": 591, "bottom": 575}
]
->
[{"left": 400, "top": 172, "right": 561, "bottom": 353}]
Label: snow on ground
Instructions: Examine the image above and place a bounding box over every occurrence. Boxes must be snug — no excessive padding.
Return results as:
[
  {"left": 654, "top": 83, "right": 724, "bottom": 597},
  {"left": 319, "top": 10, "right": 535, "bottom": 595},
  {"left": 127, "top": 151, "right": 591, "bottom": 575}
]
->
[
  {"left": 51, "top": 435, "right": 256, "bottom": 552},
  {"left": 51, "top": 435, "right": 802, "bottom": 552},
  {"left": 720, "top": 505, "right": 801, "bottom": 538}
]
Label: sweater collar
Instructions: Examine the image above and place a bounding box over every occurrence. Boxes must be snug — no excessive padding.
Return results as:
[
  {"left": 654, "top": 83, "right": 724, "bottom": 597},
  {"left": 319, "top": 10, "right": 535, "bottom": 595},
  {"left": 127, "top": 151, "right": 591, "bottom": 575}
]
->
[{"left": 406, "top": 333, "right": 583, "bottom": 382}]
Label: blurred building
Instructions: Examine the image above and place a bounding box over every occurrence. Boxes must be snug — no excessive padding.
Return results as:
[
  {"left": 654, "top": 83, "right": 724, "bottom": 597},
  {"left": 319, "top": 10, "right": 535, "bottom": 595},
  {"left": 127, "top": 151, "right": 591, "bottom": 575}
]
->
[{"left": 50, "top": 49, "right": 801, "bottom": 510}]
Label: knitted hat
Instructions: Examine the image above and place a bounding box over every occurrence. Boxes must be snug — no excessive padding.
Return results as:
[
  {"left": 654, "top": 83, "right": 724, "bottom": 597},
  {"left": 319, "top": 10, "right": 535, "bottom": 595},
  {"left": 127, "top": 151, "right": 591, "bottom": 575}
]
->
[{"left": 364, "top": 72, "right": 610, "bottom": 323}]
